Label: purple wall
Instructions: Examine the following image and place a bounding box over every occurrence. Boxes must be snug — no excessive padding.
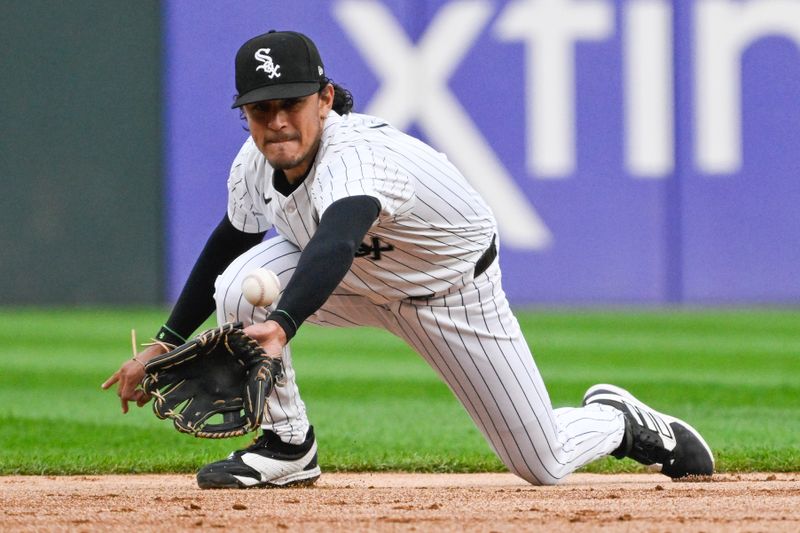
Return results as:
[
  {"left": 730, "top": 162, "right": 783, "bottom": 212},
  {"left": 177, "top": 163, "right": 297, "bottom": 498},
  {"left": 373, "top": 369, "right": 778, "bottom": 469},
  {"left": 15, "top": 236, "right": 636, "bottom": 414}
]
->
[{"left": 164, "top": 0, "right": 800, "bottom": 305}]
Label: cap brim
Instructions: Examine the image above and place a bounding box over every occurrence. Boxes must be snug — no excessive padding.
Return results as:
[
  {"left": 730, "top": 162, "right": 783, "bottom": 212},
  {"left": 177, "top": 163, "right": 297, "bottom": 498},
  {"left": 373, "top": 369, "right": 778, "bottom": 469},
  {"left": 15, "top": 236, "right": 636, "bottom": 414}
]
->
[{"left": 231, "top": 82, "right": 320, "bottom": 108}]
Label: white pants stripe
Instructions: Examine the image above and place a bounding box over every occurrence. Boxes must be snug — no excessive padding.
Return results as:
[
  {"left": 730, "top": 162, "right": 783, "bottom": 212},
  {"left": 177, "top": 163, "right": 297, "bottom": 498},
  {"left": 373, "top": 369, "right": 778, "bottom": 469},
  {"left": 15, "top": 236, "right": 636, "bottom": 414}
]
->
[{"left": 215, "top": 235, "right": 625, "bottom": 485}]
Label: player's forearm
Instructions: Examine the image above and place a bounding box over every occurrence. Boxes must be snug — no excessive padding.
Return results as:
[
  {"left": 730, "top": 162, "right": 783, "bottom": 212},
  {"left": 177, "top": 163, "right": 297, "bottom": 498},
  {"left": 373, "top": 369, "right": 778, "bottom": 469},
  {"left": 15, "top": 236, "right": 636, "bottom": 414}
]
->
[
  {"left": 268, "top": 195, "right": 380, "bottom": 340},
  {"left": 160, "top": 214, "right": 266, "bottom": 344}
]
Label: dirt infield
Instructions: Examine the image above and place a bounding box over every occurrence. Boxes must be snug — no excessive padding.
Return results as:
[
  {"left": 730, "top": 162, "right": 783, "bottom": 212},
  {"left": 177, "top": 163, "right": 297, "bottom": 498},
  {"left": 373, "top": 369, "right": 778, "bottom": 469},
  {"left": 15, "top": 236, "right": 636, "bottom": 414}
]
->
[{"left": 2, "top": 472, "right": 798, "bottom": 531}]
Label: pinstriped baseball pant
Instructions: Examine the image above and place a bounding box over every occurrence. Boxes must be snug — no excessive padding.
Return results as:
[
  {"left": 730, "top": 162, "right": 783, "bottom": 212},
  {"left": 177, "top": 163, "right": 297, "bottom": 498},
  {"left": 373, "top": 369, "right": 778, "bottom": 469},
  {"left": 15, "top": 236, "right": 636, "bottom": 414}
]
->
[{"left": 215, "top": 235, "right": 626, "bottom": 485}]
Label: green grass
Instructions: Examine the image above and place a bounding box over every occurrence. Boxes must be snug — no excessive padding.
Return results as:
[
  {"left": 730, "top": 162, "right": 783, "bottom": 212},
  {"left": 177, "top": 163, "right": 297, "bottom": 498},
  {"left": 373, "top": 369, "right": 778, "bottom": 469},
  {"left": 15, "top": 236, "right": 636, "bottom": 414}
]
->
[{"left": 0, "top": 307, "right": 798, "bottom": 475}]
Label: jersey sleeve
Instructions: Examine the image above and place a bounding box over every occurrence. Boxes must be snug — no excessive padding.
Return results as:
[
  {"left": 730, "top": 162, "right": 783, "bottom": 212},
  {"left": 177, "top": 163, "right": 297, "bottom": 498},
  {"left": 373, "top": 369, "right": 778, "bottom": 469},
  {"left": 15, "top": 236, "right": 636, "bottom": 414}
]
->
[
  {"left": 226, "top": 138, "right": 272, "bottom": 234},
  {"left": 314, "top": 145, "right": 414, "bottom": 220}
]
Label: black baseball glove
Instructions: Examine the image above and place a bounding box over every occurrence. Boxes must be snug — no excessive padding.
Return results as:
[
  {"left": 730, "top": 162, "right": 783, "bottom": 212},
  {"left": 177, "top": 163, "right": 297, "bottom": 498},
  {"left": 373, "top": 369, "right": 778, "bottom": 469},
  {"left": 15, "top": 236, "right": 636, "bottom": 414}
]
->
[{"left": 141, "top": 322, "right": 284, "bottom": 438}]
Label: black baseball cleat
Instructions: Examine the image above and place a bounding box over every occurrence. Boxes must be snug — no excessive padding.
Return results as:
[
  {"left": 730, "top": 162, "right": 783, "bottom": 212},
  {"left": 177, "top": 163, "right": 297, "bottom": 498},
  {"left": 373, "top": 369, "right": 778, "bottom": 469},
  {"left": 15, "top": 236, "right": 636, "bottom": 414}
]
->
[
  {"left": 582, "top": 384, "right": 714, "bottom": 479},
  {"left": 196, "top": 426, "right": 321, "bottom": 489}
]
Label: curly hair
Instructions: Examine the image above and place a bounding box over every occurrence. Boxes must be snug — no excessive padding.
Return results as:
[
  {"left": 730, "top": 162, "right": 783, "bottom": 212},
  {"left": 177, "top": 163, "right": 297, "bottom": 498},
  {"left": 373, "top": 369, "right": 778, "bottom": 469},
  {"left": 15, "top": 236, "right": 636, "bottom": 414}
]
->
[{"left": 321, "top": 78, "right": 354, "bottom": 115}]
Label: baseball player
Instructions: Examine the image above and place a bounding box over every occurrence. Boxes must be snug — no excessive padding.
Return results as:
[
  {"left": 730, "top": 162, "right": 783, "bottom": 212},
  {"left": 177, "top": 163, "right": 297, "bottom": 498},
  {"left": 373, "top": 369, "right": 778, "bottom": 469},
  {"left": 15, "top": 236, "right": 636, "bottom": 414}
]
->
[{"left": 103, "top": 30, "right": 714, "bottom": 488}]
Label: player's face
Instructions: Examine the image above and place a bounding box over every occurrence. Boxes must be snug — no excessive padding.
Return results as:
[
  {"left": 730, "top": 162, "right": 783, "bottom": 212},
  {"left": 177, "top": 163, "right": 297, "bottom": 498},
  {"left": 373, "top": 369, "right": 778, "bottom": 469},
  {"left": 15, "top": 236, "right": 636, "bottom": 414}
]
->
[{"left": 244, "top": 85, "right": 334, "bottom": 182}]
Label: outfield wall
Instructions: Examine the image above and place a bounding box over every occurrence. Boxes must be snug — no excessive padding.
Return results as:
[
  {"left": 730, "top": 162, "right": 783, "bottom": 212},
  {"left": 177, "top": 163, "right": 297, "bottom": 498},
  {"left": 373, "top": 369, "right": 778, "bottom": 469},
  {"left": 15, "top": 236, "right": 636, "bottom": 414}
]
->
[
  {"left": 0, "top": 2, "right": 163, "bottom": 305},
  {"left": 164, "top": 0, "right": 800, "bottom": 306}
]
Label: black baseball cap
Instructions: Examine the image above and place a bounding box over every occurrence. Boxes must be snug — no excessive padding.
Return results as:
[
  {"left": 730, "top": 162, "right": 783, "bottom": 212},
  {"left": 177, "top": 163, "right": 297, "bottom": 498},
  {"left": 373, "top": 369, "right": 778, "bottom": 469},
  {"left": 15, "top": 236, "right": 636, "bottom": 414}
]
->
[{"left": 232, "top": 30, "right": 325, "bottom": 108}]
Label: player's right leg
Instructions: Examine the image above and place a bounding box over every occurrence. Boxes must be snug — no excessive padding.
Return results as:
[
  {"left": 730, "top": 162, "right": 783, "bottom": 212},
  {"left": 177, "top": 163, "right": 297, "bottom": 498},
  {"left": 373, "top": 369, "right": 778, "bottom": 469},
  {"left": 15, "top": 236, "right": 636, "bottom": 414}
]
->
[{"left": 385, "top": 260, "right": 628, "bottom": 486}]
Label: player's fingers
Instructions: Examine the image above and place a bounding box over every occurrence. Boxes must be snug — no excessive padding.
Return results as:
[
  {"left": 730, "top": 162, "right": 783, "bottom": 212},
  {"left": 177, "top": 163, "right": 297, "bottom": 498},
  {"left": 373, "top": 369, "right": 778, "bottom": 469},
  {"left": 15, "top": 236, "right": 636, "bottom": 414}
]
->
[
  {"left": 101, "top": 372, "right": 120, "bottom": 389},
  {"left": 244, "top": 322, "right": 286, "bottom": 354},
  {"left": 118, "top": 375, "right": 139, "bottom": 399},
  {"left": 242, "top": 323, "right": 267, "bottom": 341},
  {"left": 133, "top": 389, "right": 151, "bottom": 407},
  {"left": 120, "top": 397, "right": 129, "bottom": 414}
]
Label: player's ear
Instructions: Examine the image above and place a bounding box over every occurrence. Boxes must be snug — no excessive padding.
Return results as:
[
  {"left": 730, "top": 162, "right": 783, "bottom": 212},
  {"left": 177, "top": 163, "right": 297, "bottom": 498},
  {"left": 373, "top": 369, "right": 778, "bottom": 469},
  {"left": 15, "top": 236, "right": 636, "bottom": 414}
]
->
[{"left": 318, "top": 83, "right": 334, "bottom": 117}]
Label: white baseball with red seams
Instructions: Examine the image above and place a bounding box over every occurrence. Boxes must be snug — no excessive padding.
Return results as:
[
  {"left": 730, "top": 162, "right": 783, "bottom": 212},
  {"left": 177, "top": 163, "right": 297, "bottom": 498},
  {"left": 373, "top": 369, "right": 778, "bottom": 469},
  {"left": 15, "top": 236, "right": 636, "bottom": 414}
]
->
[{"left": 241, "top": 268, "right": 281, "bottom": 307}]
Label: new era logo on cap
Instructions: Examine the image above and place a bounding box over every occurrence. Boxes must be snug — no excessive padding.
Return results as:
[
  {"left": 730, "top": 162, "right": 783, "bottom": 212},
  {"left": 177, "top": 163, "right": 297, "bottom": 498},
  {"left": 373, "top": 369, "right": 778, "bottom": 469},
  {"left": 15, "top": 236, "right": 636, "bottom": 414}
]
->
[{"left": 232, "top": 30, "right": 325, "bottom": 108}]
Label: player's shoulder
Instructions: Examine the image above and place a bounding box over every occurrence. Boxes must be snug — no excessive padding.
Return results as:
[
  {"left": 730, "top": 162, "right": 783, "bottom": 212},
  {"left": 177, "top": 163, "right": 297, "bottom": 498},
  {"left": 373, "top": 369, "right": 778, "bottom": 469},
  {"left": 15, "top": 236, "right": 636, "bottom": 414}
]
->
[
  {"left": 321, "top": 112, "right": 393, "bottom": 159},
  {"left": 324, "top": 112, "right": 391, "bottom": 140},
  {"left": 229, "top": 136, "right": 269, "bottom": 176},
  {"left": 232, "top": 136, "right": 261, "bottom": 164},
  {"left": 227, "top": 137, "right": 271, "bottom": 199},
  {"left": 341, "top": 112, "right": 388, "bottom": 129}
]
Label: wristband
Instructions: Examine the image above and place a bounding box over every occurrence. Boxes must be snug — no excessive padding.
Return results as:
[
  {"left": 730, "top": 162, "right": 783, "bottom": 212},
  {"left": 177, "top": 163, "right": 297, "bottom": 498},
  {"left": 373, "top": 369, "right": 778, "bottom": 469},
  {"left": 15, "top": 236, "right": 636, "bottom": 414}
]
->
[
  {"left": 267, "top": 309, "right": 299, "bottom": 341},
  {"left": 155, "top": 324, "right": 187, "bottom": 346}
]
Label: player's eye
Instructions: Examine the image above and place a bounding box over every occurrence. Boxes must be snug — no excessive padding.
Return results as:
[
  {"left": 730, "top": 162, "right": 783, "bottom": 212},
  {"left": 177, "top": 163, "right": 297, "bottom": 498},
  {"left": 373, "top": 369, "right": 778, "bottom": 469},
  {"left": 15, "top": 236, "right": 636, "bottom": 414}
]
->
[{"left": 282, "top": 97, "right": 302, "bottom": 110}]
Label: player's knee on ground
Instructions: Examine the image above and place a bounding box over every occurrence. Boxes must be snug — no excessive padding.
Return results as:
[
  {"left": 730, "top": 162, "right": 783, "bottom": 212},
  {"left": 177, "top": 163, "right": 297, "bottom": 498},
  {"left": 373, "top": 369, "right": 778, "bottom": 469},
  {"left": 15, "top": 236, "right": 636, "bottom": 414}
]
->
[
  {"left": 493, "top": 445, "right": 568, "bottom": 486},
  {"left": 506, "top": 464, "right": 562, "bottom": 486}
]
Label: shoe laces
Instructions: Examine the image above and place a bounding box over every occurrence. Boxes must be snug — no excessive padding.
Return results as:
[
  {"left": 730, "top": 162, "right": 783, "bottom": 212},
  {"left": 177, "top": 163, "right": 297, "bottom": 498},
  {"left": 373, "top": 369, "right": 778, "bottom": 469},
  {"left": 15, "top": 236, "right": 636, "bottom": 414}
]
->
[
  {"left": 630, "top": 425, "right": 672, "bottom": 465},
  {"left": 228, "top": 432, "right": 271, "bottom": 459}
]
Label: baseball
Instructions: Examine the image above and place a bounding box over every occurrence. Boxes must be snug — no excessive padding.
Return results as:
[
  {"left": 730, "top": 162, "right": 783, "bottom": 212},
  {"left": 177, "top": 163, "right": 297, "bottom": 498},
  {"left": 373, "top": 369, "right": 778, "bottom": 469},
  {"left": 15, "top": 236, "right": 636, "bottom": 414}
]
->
[{"left": 241, "top": 268, "right": 281, "bottom": 307}]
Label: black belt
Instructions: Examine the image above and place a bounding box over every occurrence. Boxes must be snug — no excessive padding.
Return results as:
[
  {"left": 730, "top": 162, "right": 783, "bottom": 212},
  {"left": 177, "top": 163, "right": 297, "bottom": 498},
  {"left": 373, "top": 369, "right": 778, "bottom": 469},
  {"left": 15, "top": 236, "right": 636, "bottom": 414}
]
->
[
  {"left": 407, "top": 235, "right": 497, "bottom": 302},
  {"left": 473, "top": 234, "right": 497, "bottom": 278}
]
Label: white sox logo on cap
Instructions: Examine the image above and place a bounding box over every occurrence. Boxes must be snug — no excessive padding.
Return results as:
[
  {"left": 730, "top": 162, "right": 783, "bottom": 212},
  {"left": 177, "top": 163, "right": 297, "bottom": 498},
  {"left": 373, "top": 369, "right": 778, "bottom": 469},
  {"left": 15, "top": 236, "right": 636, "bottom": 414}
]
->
[{"left": 254, "top": 48, "right": 281, "bottom": 79}]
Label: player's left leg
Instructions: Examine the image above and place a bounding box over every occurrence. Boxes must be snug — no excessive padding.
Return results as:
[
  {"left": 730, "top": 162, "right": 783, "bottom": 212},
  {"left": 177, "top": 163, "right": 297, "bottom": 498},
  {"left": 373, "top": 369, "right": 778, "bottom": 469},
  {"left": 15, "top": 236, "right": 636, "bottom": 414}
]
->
[
  {"left": 205, "top": 235, "right": 396, "bottom": 489},
  {"left": 385, "top": 260, "right": 626, "bottom": 485},
  {"left": 214, "top": 236, "right": 311, "bottom": 445},
  {"left": 200, "top": 236, "right": 320, "bottom": 489}
]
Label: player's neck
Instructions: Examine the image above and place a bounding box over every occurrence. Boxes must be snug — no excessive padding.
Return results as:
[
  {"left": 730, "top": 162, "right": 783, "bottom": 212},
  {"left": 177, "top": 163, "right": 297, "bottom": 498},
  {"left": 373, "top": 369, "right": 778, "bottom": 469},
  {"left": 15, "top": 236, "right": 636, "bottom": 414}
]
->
[
  {"left": 282, "top": 138, "right": 321, "bottom": 185},
  {"left": 284, "top": 166, "right": 308, "bottom": 184},
  {"left": 274, "top": 159, "right": 315, "bottom": 196}
]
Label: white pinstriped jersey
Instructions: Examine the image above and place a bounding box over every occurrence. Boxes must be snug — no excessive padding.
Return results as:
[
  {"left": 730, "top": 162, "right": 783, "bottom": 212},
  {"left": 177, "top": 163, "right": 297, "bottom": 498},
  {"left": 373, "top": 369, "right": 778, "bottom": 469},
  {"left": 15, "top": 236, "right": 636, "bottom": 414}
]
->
[{"left": 227, "top": 111, "right": 497, "bottom": 304}]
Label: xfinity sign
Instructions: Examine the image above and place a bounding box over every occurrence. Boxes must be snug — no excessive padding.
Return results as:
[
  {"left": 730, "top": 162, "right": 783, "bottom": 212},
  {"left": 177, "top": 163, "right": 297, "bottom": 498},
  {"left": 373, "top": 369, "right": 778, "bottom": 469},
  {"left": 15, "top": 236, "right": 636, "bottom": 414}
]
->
[
  {"left": 164, "top": 0, "right": 800, "bottom": 304},
  {"left": 338, "top": 0, "right": 800, "bottom": 179}
]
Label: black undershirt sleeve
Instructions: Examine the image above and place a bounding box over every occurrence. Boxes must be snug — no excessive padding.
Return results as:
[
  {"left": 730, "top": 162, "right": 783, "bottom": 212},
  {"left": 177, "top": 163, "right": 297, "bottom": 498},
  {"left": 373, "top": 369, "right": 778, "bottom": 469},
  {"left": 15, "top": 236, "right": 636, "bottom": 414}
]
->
[
  {"left": 267, "top": 195, "right": 381, "bottom": 340},
  {"left": 157, "top": 215, "right": 266, "bottom": 345}
]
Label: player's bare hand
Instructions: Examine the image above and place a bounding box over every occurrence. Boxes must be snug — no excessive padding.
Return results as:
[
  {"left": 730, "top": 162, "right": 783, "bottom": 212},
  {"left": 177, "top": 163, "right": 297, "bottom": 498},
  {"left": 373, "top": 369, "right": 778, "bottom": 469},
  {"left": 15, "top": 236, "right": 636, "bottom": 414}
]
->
[
  {"left": 244, "top": 320, "right": 288, "bottom": 358},
  {"left": 102, "top": 343, "right": 169, "bottom": 413}
]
